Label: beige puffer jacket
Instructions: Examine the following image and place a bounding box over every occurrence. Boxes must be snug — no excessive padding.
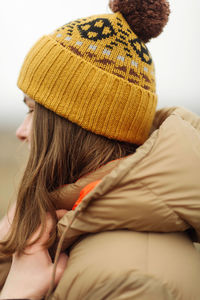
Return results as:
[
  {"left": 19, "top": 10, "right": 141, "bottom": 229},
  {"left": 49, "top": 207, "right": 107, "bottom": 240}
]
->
[{"left": 1, "top": 107, "right": 200, "bottom": 299}]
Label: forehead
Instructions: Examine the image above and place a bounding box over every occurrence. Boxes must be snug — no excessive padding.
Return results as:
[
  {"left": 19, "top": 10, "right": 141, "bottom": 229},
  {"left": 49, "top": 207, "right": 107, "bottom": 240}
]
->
[{"left": 24, "top": 95, "right": 35, "bottom": 107}]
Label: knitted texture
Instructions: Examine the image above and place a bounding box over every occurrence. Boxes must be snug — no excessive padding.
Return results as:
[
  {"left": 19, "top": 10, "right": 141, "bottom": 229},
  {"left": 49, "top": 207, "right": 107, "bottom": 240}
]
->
[{"left": 17, "top": 12, "right": 157, "bottom": 144}]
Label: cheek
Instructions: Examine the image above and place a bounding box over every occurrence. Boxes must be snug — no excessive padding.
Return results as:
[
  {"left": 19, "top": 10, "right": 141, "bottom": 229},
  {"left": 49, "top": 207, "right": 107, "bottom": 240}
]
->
[{"left": 27, "top": 114, "right": 33, "bottom": 138}]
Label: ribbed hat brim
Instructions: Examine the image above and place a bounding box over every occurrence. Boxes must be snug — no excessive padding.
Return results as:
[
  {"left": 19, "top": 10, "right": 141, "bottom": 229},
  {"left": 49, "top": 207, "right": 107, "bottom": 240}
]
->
[{"left": 17, "top": 35, "right": 157, "bottom": 144}]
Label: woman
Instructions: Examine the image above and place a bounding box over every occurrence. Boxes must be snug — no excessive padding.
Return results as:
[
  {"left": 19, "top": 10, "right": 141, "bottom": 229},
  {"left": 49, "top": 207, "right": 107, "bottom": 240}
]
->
[{"left": 1, "top": 0, "right": 200, "bottom": 299}]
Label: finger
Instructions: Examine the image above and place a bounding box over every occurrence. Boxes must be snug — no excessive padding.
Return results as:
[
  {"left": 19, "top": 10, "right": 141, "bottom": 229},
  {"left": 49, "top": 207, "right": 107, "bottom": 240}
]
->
[
  {"left": 0, "top": 202, "right": 16, "bottom": 240},
  {"left": 7, "top": 202, "right": 16, "bottom": 225},
  {"left": 54, "top": 253, "right": 68, "bottom": 286},
  {"left": 56, "top": 210, "right": 68, "bottom": 220},
  {"left": 26, "top": 211, "right": 68, "bottom": 251},
  {"left": 28, "top": 213, "right": 55, "bottom": 246}
]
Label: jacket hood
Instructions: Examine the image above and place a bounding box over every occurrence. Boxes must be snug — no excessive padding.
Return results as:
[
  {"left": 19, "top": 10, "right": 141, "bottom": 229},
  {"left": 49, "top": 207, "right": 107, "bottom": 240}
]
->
[{"left": 56, "top": 107, "right": 200, "bottom": 250}]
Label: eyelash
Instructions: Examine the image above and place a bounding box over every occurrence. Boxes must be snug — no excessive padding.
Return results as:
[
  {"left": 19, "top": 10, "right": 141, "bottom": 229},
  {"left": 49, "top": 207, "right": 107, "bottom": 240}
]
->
[{"left": 27, "top": 109, "right": 34, "bottom": 114}]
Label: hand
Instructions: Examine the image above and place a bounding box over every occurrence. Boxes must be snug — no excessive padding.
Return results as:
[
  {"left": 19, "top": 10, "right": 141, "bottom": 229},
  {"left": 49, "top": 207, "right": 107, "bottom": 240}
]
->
[
  {"left": 0, "top": 210, "right": 68, "bottom": 300},
  {"left": 0, "top": 202, "right": 16, "bottom": 241}
]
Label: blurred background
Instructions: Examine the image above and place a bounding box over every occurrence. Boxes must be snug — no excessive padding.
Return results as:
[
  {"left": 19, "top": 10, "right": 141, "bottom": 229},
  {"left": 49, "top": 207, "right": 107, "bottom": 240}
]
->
[{"left": 0, "top": 0, "right": 200, "bottom": 219}]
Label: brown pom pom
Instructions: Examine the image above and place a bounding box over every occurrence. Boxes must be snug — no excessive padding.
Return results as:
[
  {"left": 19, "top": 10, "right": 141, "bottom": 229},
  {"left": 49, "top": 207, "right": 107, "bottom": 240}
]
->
[{"left": 109, "top": 0, "right": 170, "bottom": 43}]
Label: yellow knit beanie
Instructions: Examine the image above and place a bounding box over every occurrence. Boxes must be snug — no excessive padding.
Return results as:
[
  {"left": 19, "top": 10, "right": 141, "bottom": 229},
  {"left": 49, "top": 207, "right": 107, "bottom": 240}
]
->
[{"left": 17, "top": 0, "right": 170, "bottom": 145}]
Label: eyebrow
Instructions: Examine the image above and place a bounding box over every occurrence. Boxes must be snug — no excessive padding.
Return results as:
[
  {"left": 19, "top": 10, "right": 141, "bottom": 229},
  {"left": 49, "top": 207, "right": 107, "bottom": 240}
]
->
[{"left": 23, "top": 96, "right": 27, "bottom": 104}]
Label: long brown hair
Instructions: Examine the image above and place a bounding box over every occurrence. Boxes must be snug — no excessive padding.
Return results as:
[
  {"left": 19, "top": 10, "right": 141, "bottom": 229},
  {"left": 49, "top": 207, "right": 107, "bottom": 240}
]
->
[{"left": 0, "top": 103, "right": 138, "bottom": 257}]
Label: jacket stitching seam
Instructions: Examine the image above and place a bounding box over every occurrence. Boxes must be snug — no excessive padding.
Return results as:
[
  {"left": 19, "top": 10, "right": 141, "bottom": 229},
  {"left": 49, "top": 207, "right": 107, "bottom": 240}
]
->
[{"left": 138, "top": 180, "right": 185, "bottom": 224}]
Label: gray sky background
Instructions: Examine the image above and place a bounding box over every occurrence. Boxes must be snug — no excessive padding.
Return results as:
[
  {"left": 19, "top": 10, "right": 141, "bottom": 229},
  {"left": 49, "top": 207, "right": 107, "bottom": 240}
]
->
[{"left": 0, "top": 0, "right": 200, "bottom": 129}]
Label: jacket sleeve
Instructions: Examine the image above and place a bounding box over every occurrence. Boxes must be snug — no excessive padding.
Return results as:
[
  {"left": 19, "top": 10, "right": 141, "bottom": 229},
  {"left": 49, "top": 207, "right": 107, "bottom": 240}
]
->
[
  {"left": 83, "top": 272, "right": 175, "bottom": 300},
  {"left": 51, "top": 270, "right": 175, "bottom": 300}
]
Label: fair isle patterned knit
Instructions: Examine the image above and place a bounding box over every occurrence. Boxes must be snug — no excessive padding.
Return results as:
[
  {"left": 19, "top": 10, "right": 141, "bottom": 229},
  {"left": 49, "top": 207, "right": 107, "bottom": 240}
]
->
[{"left": 17, "top": 12, "right": 157, "bottom": 145}]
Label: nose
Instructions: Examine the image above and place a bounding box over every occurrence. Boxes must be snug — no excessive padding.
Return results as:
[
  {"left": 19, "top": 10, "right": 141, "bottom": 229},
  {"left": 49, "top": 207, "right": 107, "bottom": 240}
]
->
[{"left": 16, "top": 121, "right": 28, "bottom": 141}]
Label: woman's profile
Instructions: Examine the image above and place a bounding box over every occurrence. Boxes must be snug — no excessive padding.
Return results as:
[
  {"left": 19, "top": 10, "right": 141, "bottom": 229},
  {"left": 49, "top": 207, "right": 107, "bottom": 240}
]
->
[{"left": 0, "top": 0, "right": 200, "bottom": 299}]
